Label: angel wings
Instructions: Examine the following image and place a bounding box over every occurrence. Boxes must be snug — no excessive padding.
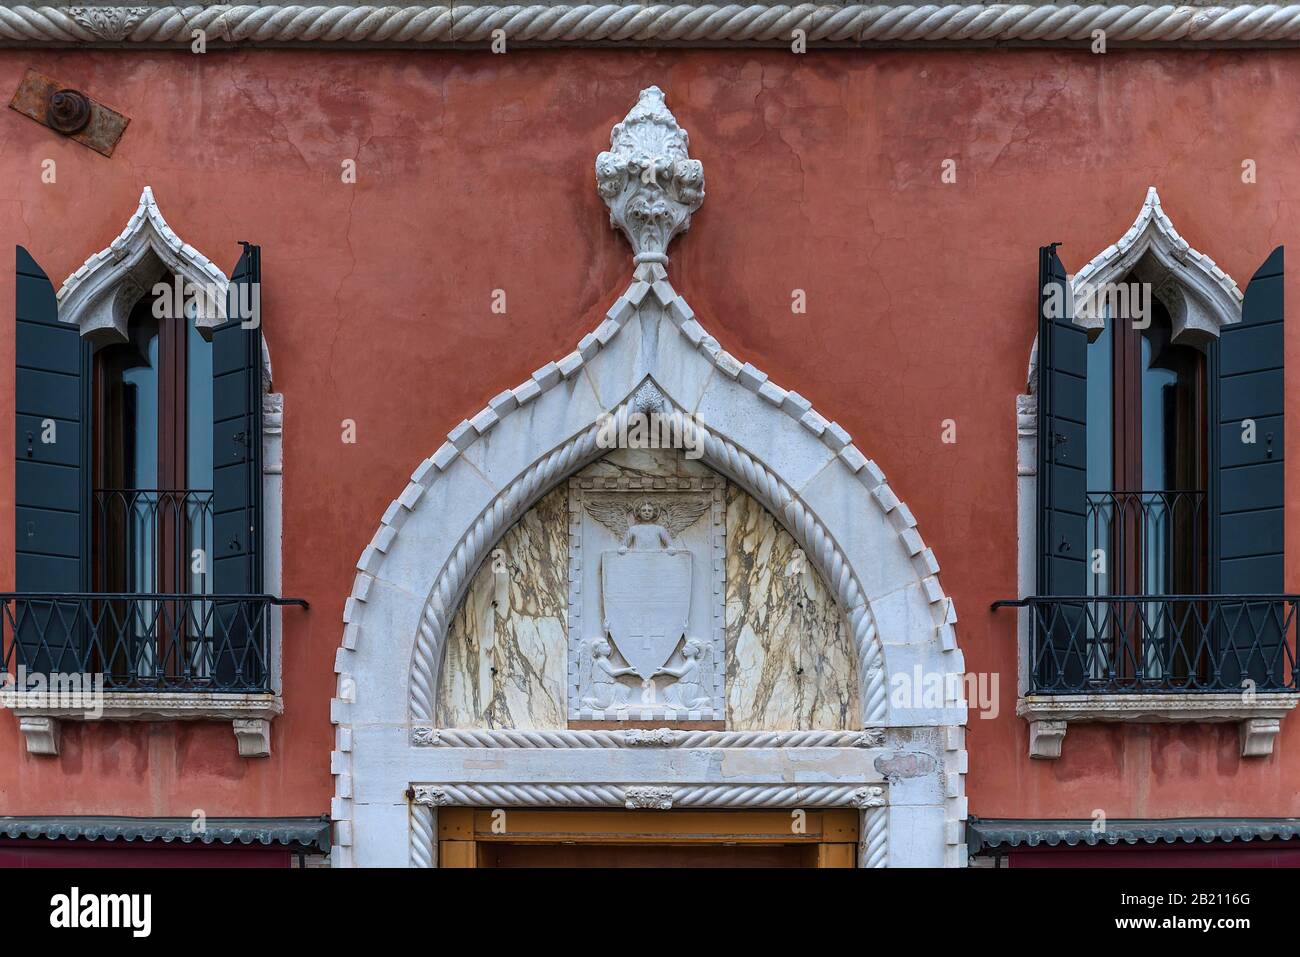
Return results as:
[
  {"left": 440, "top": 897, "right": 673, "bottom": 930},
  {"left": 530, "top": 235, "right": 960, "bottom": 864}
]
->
[{"left": 583, "top": 495, "right": 710, "bottom": 546}]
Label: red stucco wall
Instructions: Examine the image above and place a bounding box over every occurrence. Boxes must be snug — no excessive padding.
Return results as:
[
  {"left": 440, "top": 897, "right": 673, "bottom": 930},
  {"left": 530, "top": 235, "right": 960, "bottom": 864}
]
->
[{"left": 0, "top": 47, "right": 1296, "bottom": 821}]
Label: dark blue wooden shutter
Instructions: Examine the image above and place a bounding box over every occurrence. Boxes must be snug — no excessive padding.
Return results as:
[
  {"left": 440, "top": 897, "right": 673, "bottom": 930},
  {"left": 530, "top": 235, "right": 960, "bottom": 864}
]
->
[
  {"left": 1214, "top": 246, "right": 1284, "bottom": 686},
  {"left": 15, "top": 246, "right": 86, "bottom": 673},
  {"left": 1036, "top": 244, "right": 1088, "bottom": 688},
  {"left": 212, "top": 243, "right": 263, "bottom": 686}
]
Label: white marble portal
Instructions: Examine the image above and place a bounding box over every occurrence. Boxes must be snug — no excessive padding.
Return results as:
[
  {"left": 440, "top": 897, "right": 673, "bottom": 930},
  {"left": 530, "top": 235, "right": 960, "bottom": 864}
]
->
[{"left": 437, "top": 449, "right": 856, "bottom": 730}]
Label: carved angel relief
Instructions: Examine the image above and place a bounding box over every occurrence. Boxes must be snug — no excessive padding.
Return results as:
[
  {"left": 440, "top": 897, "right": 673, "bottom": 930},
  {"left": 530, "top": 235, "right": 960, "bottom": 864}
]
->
[
  {"left": 569, "top": 477, "right": 725, "bottom": 720},
  {"left": 583, "top": 496, "right": 710, "bottom": 552}
]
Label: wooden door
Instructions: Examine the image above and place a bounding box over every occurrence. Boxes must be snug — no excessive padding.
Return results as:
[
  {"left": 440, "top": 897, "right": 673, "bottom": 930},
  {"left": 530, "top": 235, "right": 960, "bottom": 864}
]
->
[{"left": 437, "top": 808, "right": 858, "bottom": 868}]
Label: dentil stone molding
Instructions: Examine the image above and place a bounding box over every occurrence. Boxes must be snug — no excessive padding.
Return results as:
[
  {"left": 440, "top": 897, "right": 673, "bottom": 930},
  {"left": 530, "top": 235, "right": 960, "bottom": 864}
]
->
[
  {"left": 596, "top": 86, "right": 704, "bottom": 264},
  {"left": 333, "top": 87, "right": 967, "bottom": 868}
]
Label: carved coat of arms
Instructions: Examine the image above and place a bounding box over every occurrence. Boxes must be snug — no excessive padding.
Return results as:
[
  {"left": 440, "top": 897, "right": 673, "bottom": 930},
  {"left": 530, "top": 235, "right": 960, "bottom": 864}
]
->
[
  {"left": 568, "top": 472, "right": 725, "bottom": 720},
  {"left": 585, "top": 497, "right": 707, "bottom": 680}
]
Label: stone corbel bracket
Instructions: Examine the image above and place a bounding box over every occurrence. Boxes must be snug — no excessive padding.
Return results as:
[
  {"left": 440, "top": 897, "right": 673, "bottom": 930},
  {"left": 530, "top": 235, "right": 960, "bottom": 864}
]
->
[
  {"left": 1, "top": 692, "right": 282, "bottom": 757},
  {"left": 595, "top": 86, "right": 704, "bottom": 265},
  {"left": 1018, "top": 693, "right": 1300, "bottom": 759}
]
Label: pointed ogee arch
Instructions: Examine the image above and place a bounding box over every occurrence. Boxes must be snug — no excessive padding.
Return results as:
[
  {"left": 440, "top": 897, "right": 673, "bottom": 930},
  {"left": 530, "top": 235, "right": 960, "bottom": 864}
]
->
[
  {"left": 1070, "top": 186, "right": 1243, "bottom": 344},
  {"left": 57, "top": 186, "right": 231, "bottom": 343}
]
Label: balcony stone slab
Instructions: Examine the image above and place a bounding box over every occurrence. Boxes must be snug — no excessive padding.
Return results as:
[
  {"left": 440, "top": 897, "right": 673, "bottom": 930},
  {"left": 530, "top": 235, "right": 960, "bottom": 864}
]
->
[
  {"left": 1, "top": 691, "right": 282, "bottom": 757},
  {"left": 1017, "top": 692, "right": 1299, "bottom": 759}
]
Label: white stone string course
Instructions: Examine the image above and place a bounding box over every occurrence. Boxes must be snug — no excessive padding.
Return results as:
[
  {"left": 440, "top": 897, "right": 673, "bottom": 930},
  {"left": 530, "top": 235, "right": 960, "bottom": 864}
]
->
[{"left": 10, "top": 5, "right": 1300, "bottom": 46}]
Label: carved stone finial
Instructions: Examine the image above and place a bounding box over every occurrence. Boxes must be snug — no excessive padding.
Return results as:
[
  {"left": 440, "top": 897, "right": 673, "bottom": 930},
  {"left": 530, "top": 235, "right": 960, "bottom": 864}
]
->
[{"left": 596, "top": 86, "right": 705, "bottom": 266}]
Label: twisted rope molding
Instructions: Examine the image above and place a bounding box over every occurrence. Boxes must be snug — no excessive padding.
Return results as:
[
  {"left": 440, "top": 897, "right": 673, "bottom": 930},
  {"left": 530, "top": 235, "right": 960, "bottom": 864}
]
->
[
  {"left": 405, "top": 388, "right": 889, "bottom": 726},
  {"left": 412, "top": 783, "right": 887, "bottom": 807},
  {"left": 10, "top": 5, "right": 1300, "bottom": 46},
  {"left": 409, "top": 803, "right": 436, "bottom": 867},
  {"left": 412, "top": 727, "right": 887, "bottom": 747},
  {"left": 409, "top": 783, "right": 889, "bottom": 865},
  {"left": 861, "top": 805, "right": 888, "bottom": 867}
]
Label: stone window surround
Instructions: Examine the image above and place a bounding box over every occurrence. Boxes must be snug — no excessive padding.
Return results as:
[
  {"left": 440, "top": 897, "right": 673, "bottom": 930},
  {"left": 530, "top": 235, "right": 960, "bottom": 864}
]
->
[
  {"left": 330, "top": 87, "right": 967, "bottom": 868},
  {"left": 6, "top": 187, "right": 286, "bottom": 759},
  {"left": 1015, "top": 186, "right": 1298, "bottom": 760}
]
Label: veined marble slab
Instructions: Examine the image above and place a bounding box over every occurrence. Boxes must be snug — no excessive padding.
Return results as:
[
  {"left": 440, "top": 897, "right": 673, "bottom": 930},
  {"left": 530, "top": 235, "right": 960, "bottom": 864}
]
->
[
  {"left": 438, "top": 452, "right": 857, "bottom": 730},
  {"left": 725, "top": 485, "right": 858, "bottom": 730},
  {"left": 436, "top": 487, "right": 568, "bottom": 728}
]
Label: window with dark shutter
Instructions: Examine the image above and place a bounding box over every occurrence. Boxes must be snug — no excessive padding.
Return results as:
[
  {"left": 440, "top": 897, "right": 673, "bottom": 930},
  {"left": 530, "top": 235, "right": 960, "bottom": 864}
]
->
[
  {"left": 1016, "top": 241, "right": 1291, "bottom": 698},
  {"left": 211, "top": 243, "right": 264, "bottom": 687},
  {"left": 10, "top": 241, "right": 274, "bottom": 694},
  {"left": 1035, "top": 243, "right": 1088, "bottom": 688},
  {"left": 1214, "top": 246, "right": 1285, "bottom": 686},
  {"left": 14, "top": 247, "right": 86, "bottom": 675}
]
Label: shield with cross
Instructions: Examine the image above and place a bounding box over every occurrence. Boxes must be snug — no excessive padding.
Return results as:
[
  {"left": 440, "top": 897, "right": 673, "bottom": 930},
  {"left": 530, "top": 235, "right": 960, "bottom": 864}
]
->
[{"left": 600, "top": 549, "right": 692, "bottom": 680}]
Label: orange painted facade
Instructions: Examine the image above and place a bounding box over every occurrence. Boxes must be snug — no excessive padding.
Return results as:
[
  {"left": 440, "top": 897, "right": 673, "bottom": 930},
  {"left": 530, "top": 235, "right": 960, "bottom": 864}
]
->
[{"left": 0, "top": 47, "right": 1297, "bottom": 825}]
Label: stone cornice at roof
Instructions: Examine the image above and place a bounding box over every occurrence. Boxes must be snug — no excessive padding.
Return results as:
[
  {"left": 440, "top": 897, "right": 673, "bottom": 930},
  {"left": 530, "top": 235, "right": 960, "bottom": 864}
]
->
[{"left": 7, "top": 4, "right": 1300, "bottom": 48}]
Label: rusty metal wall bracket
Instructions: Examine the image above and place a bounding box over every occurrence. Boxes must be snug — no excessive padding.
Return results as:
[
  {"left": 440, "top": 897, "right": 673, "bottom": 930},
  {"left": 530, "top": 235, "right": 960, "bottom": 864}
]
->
[{"left": 8, "top": 69, "right": 129, "bottom": 157}]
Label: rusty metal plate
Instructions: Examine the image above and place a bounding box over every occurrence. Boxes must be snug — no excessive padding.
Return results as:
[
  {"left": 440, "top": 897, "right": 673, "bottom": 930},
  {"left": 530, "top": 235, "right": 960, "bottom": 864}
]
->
[{"left": 8, "top": 69, "right": 130, "bottom": 157}]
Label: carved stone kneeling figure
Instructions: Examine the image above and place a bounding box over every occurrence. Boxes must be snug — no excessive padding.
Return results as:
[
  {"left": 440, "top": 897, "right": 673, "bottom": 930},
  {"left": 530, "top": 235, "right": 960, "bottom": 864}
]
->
[
  {"left": 657, "top": 637, "right": 713, "bottom": 711},
  {"left": 578, "top": 638, "right": 634, "bottom": 711}
]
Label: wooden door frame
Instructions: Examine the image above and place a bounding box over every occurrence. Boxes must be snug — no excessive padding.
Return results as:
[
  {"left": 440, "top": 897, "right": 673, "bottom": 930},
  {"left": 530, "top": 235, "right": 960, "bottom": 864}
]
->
[{"left": 436, "top": 808, "right": 859, "bottom": 868}]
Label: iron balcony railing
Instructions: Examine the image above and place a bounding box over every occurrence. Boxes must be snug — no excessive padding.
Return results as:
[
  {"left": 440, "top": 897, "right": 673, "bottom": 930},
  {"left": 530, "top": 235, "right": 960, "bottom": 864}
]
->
[
  {"left": 1085, "top": 491, "right": 1207, "bottom": 596},
  {"left": 993, "top": 595, "right": 1300, "bottom": 694},
  {"left": 92, "top": 489, "right": 213, "bottom": 595},
  {"left": 0, "top": 593, "right": 307, "bottom": 693}
]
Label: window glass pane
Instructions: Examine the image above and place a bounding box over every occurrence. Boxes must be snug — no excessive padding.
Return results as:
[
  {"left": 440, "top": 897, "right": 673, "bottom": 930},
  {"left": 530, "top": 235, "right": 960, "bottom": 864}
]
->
[
  {"left": 121, "top": 318, "right": 160, "bottom": 489},
  {"left": 187, "top": 318, "right": 213, "bottom": 489},
  {"left": 1086, "top": 320, "right": 1112, "bottom": 491},
  {"left": 1141, "top": 334, "right": 1177, "bottom": 491},
  {"left": 1086, "top": 320, "right": 1112, "bottom": 600},
  {"left": 96, "top": 310, "right": 159, "bottom": 596},
  {"left": 186, "top": 317, "right": 214, "bottom": 597}
]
